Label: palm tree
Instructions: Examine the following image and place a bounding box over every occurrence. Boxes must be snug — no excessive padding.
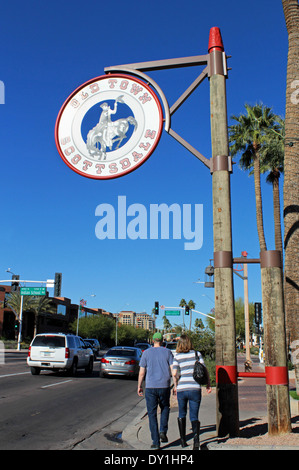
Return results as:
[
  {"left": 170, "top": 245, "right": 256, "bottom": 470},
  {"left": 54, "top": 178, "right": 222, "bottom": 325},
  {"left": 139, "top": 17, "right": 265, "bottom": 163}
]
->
[
  {"left": 282, "top": 0, "right": 299, "bottom": 394},
  {"left": 260, "top": 117, "right": 285, "bottom": 255},
  {"left": 229, "top": 103, "right": 278, "bottom": 251},
  {"left": 30, "top": 296, "right": 57, "bottom": 336},
  {"left": 179, "top": 299, "right": 186, "bottom": 330},
  {"left": 230, "top": 104, "right": 292, "bottom": 433},
  {"left": 179, "top": 298, "right": 196, "bottom": 331},
  {"left": 163, "top": 315, "right": 172, "bottom": 332},
  {"left": 188, "top": 299, "right": 196, "bottom": 331},
  {"left": 6, "top": 292, "right": 56, "bottom": 337},
  {"left": 6, "top": 291, "right": 36, "bottom": 321}
]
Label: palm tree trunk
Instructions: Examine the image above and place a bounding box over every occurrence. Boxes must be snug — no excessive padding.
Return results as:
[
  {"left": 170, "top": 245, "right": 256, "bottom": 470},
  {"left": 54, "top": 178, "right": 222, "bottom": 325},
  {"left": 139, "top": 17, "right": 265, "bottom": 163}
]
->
[
  {"left": 253, "top": 150, "right": 267, "bottom": 251},
  {"left": 272, "top": 175, "right": 283, "bottom": 255},
  {"left": 282, "top": 0, "right": 299, "bottom": 394}
]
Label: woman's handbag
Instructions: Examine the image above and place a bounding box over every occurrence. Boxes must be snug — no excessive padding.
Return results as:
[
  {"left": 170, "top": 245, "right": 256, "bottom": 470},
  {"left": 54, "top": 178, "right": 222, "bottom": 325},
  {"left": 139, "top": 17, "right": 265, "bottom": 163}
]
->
[{"left": 193, "top": 351, "right": 208, "bottom": 385}]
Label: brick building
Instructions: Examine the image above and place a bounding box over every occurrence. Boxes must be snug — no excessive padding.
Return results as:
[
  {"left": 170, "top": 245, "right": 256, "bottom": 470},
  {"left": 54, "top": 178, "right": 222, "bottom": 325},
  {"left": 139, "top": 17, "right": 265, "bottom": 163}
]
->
[{"left": 0, "top": 285, "right": 112, "bottom": 340}]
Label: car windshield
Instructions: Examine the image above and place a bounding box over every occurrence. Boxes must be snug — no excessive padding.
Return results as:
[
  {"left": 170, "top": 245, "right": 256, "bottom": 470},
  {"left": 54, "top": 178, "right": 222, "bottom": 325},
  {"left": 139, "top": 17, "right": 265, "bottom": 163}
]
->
[
  {"left": 166, "top": 343, "right": 177, "bottom": 350},
  {"left": 32, "top": 335, "right": 65, "bottom": 348},
  {"left": 107, "top": 349, "right": 136, "bottom": 357}
]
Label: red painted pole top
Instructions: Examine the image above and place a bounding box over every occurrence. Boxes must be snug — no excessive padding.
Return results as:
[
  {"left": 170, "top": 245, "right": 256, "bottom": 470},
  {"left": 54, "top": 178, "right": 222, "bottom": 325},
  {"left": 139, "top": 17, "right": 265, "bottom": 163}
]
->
[{"left": 208, "top": 27, "right": 224, "bottom": 53}]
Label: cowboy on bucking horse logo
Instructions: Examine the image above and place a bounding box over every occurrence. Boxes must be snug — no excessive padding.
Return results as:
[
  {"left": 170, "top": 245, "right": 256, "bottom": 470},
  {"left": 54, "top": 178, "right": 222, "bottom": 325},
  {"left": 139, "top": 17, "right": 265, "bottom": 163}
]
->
[{"left": 86, "top": 95, "right": 137, "bottom": 160}]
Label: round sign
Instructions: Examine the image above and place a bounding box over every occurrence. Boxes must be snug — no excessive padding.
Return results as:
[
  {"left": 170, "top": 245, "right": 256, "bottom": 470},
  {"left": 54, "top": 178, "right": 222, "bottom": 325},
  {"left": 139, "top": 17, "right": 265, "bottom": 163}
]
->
[{"left": 55, "top": 74, "right": 163, "bottom": 179}]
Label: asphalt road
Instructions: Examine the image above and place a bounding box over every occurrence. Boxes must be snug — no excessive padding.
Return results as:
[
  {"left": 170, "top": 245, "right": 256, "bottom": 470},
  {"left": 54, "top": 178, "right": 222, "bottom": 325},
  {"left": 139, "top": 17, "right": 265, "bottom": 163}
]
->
[{"left": 0, "top": 351, "right": 143, "bottom": 450}]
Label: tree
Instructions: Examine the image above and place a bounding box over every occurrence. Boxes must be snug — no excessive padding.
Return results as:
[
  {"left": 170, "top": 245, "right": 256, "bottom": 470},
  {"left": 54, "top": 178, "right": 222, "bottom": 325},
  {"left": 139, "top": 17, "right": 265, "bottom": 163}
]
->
[
  {"left": 260, "top": 117, "right": 285, "bottom": 254},
  {"left": 163, "top": 315, "right": 172, "bottom": 331},
  {"left": 179, "top": 298, "right": 196, "bottom": 331},
  {"left": 187, "top": 299, "right": 196, "bottom": 331},
  {"left": 70, "top": 314, "right": 115, "bottom": 346},
  {"left": 230, "top": 103, "right": 291, "bottom": 434},
  {"left": 282, "top": 0, "right": 299, "bottom": 395},
  {"left": 29, "top": 296, "right": 56, "bottom": 337},
  {"left": 6, "top": 291, "right": 36, "bottom": 321},
  {"left": 229, "top": 103, "right": 278, "bottom": 251}
]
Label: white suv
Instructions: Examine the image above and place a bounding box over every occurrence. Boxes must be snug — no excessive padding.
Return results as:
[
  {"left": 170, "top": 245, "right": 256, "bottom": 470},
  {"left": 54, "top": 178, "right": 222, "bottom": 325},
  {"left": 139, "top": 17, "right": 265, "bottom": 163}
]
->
[{"left": 27, "top": 333, "right": 94, "bottom": 375}]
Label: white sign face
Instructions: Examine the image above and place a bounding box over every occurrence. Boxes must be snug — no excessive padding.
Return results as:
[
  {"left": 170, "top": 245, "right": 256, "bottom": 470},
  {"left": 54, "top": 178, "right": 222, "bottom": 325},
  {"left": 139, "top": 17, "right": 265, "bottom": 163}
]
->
[{"left": 55, "top": 74, "right": 163, "bottom": 179}]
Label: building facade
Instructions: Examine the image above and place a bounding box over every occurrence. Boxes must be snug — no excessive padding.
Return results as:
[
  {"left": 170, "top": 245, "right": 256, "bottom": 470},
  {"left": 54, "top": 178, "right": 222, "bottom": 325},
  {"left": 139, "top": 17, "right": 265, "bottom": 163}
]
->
[
  {"left": 115, "top": 310, "right": 154, "bottom": 331},
  {"left": 0, "top": 285, "right": 113, "bottom": 340}
]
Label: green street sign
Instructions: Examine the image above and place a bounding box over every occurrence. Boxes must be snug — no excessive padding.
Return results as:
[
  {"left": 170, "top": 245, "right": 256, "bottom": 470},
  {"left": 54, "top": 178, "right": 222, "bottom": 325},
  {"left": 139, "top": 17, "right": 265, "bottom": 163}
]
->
[
  {"left": 20, "top": 287, "right": 46, "bottom": 296},
  {"left": 165, "top": 310, "right": 180, "bottom": 316}
]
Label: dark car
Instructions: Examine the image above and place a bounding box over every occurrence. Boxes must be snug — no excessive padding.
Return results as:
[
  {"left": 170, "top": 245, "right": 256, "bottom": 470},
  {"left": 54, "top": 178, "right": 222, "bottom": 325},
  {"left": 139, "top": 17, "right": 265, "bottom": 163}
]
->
[
  {"left": 165, "top": 341, "right": 177, "bottom": 355},
  {"left": 135, "top": 342, "right": 152, "bottom": 353},
  {"left": 100, "top": 346, "right": 142, "bottom": 378},
  {"left": 85, "top": 338, "right": 101, "bottom": 358},
  {"left": 83, "top": 339, "right": 98, "bottom": 360}
]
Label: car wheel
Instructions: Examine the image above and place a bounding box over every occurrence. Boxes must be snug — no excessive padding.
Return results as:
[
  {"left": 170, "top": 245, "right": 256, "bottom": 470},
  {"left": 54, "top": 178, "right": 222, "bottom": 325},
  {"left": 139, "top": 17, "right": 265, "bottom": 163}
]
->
[
  {"left": 99, "top": 370, "right": 105, "bottom": 378},
  {"left": 85, "top": 358, "right": 94, "bottom": 374},
  {"left": 30, "top": 367, "right": 41, "bottom": 375},
  {"left": 70, "top": 359, "right": 78, "bottom": 376}
]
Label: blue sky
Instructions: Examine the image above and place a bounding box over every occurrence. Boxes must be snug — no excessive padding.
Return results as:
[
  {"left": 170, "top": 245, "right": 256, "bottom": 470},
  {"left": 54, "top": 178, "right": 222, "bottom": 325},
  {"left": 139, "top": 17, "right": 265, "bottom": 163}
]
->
[{"left": 0, "top": 0, "right": 288, "bottom": 329}]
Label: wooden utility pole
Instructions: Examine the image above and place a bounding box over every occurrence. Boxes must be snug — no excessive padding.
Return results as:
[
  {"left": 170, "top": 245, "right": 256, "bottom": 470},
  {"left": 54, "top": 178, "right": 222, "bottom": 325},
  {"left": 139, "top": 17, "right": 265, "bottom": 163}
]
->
[
  {"left": 209, "top": 27, "right": 239, "bottom": 437},
  {"left": 261, "top": 251, "right": 291, "bottom": 435}
]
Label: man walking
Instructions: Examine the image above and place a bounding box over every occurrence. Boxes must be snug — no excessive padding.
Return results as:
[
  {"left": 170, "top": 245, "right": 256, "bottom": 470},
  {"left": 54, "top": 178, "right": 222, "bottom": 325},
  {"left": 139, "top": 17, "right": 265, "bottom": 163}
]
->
[{"left": 137, "top": 332, "right": 174, "bottom": 449}]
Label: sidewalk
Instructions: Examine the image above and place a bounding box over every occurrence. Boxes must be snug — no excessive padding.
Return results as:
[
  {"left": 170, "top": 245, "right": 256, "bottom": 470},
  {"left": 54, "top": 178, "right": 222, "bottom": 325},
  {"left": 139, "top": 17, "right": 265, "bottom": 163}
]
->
[
  {"left": 122, "top": 358, "right": 299, "bottom": 451},
  {"left": 122, "top": 387, "right": 217, "bottom": 450}
]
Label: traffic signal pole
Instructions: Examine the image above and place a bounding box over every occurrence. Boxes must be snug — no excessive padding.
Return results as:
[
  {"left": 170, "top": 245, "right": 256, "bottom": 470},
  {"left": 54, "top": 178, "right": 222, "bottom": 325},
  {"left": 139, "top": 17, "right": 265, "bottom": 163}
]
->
[{"left": 209, "top": 28, "right": 239, "bottom": 437}]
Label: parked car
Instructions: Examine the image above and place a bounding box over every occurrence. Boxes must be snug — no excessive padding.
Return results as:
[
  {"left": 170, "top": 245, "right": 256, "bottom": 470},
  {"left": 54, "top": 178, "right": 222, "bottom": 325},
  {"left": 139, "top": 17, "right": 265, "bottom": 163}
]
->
[
  {"left": 85, "top": 338, "right": 101, "bottom": 357},
  {"left": 165, "top": 341, "right": 177, "bottom": 355},
  {"left": 27, "top": 333, "right": 94, "bottom": 376},
  {"left": 135, "top": 342, "right": 152, "bottom": 353},
  {"left": 100, "top": 346, "right": 142, "bottom": 378}
]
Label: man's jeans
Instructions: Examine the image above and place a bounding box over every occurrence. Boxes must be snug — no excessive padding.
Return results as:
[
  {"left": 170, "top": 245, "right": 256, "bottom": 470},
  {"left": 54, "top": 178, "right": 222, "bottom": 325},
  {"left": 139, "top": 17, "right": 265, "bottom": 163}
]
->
[
  {"left": 177, "top": 389, "right": 202, "bottom": 422},
  {"left": 145, "top": 388, "right": 170, "bottom": 446}
]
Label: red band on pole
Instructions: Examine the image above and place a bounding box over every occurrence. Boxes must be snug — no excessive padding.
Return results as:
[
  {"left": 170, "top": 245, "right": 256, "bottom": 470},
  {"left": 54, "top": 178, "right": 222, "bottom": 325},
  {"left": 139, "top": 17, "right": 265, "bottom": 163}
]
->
[
  {"left": 216, "top": 365, "right": 237, "bottom": 385},
  {"left": 208, "top": 27, "right": 224, "bottom": 53},
  {"left": 265, "top": 366, "right": 289, "bottom": 385}
]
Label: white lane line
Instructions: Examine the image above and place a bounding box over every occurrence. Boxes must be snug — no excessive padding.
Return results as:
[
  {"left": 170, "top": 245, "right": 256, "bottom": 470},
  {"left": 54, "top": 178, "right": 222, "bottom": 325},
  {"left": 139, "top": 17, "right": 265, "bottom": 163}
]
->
[
  {"left": 41, "top": 380, "right": 73, "bottom": 389},
  {"left": 0, "top": 372, "right": 31, "bottom": 378}
]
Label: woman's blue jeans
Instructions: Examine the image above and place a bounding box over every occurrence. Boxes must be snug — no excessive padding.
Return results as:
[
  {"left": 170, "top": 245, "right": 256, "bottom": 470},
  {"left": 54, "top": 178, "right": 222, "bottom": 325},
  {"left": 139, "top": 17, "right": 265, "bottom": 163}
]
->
[
  {"left": 145, "top": 388, "right": 170, "bottom": 446},
  {"left": 177, "top": 389, "right": 202, "bottom": 422}
]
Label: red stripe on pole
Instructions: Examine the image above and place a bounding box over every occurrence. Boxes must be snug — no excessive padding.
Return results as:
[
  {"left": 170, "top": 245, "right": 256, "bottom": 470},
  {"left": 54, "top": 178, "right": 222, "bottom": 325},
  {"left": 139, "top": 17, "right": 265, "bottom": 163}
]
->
[
  {"left": 216, "top": 365, "right": 237, "bottom": 384},
  {"left": 237, "top": 372, "right": 266, "bottom": 378},
  {"left": 265, "top": 366, "right": 289, "bottom": 385}
]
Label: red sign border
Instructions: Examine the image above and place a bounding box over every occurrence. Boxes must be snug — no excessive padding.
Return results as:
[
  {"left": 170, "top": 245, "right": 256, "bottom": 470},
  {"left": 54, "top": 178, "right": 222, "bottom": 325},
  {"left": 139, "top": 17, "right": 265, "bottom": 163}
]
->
[{"left": 54, "top": 73, "right": 164, "bottom": 180}]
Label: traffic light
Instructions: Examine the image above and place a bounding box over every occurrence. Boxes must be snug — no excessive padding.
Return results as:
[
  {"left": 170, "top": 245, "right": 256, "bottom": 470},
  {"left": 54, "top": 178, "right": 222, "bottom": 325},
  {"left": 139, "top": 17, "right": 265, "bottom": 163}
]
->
[
  {"left": 54, "top": 273, "right": 62, "bottom": 297},
  {"left": 254, "top": 302, "right": 262, "bottom": 325},
  {"left": 185, "top": 305, "right": 190, "bottom": 315},
  {"left": 154, "top": 301, "right": 159, "bottom": 315},
  {"left": 11, "top": 275, "right": 20, "bottom": 292}
]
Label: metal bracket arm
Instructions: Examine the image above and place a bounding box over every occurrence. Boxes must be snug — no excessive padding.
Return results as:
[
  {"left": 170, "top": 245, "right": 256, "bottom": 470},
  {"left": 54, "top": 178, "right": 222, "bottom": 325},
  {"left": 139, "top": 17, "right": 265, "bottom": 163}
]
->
[
  {"left": 104, "top": 55, "right": 212, "bottom": 170},
  {"left": 104, "top": 54, "right": 209, "bottom": 73}
]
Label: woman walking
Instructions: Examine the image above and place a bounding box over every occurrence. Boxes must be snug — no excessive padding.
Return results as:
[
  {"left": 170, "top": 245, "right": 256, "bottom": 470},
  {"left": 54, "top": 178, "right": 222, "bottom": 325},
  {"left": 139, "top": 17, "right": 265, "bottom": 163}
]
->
[{"left": 172, "top": 334, "right": 212, "bottom": 450}]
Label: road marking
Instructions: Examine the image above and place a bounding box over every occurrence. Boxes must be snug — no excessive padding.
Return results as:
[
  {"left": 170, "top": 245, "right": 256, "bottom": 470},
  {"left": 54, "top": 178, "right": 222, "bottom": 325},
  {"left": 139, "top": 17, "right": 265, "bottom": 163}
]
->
[
  {"left": 0, "top": 372, "right": 31, "bottom": 379},
  {"left": 41, "top": 380, "right": 73, "bottom": 389}
]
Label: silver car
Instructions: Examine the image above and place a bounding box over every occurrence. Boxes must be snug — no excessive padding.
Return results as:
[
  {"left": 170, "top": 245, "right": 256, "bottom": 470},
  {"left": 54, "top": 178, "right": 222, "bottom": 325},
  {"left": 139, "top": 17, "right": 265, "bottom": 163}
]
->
[{"left": 100, "top": 346, "right": 142, "bottom": 378}]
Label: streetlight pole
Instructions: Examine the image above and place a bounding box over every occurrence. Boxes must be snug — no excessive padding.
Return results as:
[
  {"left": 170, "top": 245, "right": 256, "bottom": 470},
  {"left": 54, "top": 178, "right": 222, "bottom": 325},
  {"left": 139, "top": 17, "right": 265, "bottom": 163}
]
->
[{"left": 17, "top": 295, "right": 24, "bottom": 351}]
